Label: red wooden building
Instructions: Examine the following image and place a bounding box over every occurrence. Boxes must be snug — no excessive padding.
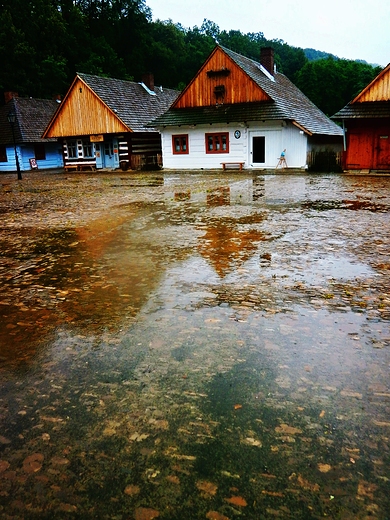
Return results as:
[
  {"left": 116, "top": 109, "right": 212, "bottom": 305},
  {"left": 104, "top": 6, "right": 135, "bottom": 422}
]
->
[{"left": 332, "top": 63, "right": 390, "bottom": 173}]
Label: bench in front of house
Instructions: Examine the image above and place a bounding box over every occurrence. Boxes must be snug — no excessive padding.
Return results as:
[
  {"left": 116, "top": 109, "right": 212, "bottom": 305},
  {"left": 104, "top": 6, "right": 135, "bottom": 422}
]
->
[
  {"left": 64, "top": 162, "right": 96, "bottom": 172},
  {"left": 221, "top": 162, "right": 245, "bottom": 171}
]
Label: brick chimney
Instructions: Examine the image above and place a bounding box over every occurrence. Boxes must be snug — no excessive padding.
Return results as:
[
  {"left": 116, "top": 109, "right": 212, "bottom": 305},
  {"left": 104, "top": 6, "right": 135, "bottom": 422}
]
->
[
  {"left": 142, "top": 73, "right": 154, "bottom": 92},
  {"left": 260, "top": 47, "right": 275, "bottom": 76},
  {"left": 4, "top": 91, "right": 18, "bottom": 104}
]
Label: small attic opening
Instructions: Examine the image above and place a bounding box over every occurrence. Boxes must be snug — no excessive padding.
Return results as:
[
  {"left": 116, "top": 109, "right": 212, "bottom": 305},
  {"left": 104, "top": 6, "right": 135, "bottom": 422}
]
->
[
  {"left": 214, "top": 84, "right": 225, "bottom": 102},
  {"left": 207, "top": 68, "right": 230, "bottom": 78}
]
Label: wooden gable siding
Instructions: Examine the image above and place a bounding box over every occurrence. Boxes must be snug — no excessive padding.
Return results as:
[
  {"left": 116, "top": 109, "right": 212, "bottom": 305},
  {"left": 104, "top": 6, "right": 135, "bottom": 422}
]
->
[
  {"left": 173, "top": 47, "right": 271, "bottom": 109},
  {"left": 353, "top": 64, "right": 390, "bottom": 103},
  {"left": 45, "top": 78, "right": 129, "bottom": 138}
]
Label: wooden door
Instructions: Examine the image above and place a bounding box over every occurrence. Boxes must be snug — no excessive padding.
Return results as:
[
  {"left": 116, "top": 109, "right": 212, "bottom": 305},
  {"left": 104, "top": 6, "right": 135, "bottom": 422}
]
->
[
  {"left": 346, "top": 131, "right": 373, "bottom": 169},
  {"left": 375, "top": 133, "right": 390, "bottom": 169}
]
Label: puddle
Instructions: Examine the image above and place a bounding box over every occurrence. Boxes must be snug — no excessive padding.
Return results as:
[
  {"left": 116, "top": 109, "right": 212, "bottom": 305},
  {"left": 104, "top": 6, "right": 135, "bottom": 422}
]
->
[
  {"left": 259, "top": 253, "right": 377, "bottom": 285},
  {"left": 0, "top": 173, "right": 389, "bottom": 518}
]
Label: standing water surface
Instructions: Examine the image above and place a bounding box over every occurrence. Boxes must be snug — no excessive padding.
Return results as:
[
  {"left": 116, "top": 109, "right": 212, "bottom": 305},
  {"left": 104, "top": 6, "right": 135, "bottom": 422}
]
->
[{"left": 0, "top": 173, "right": 389, "bottom": 519}]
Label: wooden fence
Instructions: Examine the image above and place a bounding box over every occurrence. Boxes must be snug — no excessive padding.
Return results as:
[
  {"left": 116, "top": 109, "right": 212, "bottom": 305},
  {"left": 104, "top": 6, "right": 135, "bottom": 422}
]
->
[{"left": 307, "top": 151, "right": 343, "bottom": 173}]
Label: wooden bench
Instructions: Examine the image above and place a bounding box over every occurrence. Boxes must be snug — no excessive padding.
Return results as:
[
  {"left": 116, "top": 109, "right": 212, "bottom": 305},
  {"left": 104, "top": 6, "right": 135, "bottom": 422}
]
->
[
  {"left": 78, "top": 163, "right": 96, "bottom": 171},
  {"left": 64, "top": 162, "right": 96, "bottom": 172},
  {"left": 64, "top": 164, "right": 78, "bottom": 171},
  {"left": 221, "top": 162, "right": 245, "bottom": 171}
]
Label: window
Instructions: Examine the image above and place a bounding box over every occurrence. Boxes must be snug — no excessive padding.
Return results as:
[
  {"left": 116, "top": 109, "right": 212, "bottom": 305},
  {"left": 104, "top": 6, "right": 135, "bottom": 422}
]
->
[
  {"left": 0, "top": 145, "right": 7, "bottom": 162},
  {"left": 67, "top": 140, "right": 77, "bottom": 158},
  {"left": 172, "top": 134, "right": 188, "bottom": 154},
  {"left": 34, "top": 143, "right": 46, "bottom": 160},
  {"left": 83, "top": 140, "right": 93, "bottom": 158},
  {"left": 205, "top": 132, "right": 229, "bottom": 154}
]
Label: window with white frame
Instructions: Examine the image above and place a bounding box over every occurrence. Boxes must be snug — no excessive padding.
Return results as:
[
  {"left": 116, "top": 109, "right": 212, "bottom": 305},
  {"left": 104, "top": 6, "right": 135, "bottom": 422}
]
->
[
  {"left": 82, "top": 140, "right": 93, "bottom": 158},
  {"left": 67, "top": 140, "right": 77, "bottom": 158}
]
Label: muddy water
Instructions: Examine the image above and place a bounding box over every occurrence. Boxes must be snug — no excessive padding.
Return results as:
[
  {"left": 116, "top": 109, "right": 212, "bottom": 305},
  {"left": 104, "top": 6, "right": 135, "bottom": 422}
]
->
[{"left": 0, "top": 173, "right": 389, "bottom": 519}]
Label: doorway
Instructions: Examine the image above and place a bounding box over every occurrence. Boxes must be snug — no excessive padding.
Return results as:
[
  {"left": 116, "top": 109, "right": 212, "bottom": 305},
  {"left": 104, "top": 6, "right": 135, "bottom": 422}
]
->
[
  {"left": 252, "top": 136, "right": 265, "bottom": 163},
  {"left": 376, "top": 134, "right": 390, "bottom": 169}
]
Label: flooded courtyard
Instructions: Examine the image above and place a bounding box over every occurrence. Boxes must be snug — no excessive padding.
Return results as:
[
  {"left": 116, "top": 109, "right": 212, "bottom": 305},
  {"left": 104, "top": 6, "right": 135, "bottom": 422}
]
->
[{"left": 0, "top": 171, "right": 389, "bottom": 519}]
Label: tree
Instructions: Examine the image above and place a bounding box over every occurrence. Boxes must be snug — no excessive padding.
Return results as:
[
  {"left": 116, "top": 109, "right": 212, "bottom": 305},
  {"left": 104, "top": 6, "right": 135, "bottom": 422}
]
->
[{"left": 294, "top": 57, "right": 381, "bottom": 115}]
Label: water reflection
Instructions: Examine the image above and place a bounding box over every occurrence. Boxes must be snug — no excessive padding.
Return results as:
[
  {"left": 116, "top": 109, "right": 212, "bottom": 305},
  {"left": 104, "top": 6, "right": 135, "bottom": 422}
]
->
[
  {"left": 198, "top": 221, "right": 269, "bottom": 277},
  {"left": 0, "top": 173, "right": 389, "bottom": 518}
]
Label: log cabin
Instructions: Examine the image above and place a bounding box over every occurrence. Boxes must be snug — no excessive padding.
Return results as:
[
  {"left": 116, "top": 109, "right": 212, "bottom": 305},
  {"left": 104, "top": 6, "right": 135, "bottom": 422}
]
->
[
  {"left": 43, "top": 73, "right": 179, "bottom": 171},
  {"left": 149, "top": 45, "right": 343, "bottom": 171},
  {"left": 332, "top": 63, "right": 390, "bottom": 173},
  {"left": 0, "top": 93, "right": 63, "bottom": 173}
]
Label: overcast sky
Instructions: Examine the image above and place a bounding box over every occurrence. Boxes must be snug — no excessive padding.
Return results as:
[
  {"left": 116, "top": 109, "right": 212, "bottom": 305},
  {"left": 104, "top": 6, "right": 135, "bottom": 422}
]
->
[{"left": 146, "top": 0, "right": 389, "bottom": 67}]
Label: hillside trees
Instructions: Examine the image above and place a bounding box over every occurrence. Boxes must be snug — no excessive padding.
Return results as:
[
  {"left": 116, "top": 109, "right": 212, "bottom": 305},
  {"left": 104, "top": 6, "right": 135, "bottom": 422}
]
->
[
  {"left": 0, "top": 0, "right": 383, "bottom": 116},
  {"left": 294, "top": 57, "right": 382, "bottom": 116}
]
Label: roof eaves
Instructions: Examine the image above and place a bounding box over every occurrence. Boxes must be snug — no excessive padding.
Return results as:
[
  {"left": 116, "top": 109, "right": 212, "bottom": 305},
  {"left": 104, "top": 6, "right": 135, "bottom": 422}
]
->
[{"left": 292, "top": 120, "right": 312, "bottom": 136}]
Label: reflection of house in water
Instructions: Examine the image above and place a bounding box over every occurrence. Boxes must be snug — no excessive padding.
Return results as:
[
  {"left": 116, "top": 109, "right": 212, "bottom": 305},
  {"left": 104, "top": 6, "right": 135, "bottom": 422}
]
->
[
  {"left": 174, "top": 191, "right": 191, "bottom": 201},
  {"left": 166, "top": 177, "right": 266, "bottom": 205},
  {"left": 198, "top": 219, "right": 268, "bottom": 277},
  {"left": 207, "top": 186, "right": 230, "bottom": 205},
  {"left": 166, "top": 176, "right": 317, "bottom": 207},
  {"left": 253, "top": 177, "right": 265, "bottom": 200}
]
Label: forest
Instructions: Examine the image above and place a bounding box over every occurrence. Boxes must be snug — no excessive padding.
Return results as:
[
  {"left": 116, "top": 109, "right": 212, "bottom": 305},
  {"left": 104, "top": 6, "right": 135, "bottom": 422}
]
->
[{"left": 0, "top": 0, "right": 383, "bottom": 116}]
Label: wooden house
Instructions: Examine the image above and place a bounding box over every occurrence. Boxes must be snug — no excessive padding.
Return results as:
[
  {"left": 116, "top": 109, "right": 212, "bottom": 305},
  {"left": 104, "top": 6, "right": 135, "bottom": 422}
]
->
[
  {"left": 0, "top": 93, "right": 63, "bottom": 173},
  {"left": 43, "top": 73, "right": 179, "bottom": 171},
  {"left": 150, "top": 46, "right": 343, "bottom": 171},
  {"left": 332, "top": 63, "right": 390, "bottom": 173}
]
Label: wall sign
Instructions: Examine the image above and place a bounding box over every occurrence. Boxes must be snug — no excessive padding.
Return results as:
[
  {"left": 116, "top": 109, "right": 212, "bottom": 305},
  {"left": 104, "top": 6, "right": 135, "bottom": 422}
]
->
[
  {"left": 234, "top": 130, "right": 241, "bottom": 139},
  {"left": 29, "top": 158, "right": 38, "bottom": 169},
  {"left": 90, "top": 135, "right": 104, "bottom": 142}
]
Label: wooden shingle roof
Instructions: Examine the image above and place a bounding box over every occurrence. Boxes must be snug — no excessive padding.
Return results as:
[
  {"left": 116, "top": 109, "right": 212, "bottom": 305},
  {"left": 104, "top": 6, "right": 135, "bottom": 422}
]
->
[
  {"left": 150, "top": 45, "right": 342, "bottom": 137},
  {"left": 77, "top": 73, "right": 180, "bottom": 132},
  {"left": 332, "top": 101, "right": 390, "bottom": 119},
  {"left": 0, "top": 97, "right": 59, "bottom": 145}
]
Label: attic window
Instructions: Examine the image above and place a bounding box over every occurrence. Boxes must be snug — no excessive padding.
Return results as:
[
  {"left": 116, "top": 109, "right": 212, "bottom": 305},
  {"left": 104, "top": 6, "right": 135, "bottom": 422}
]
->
[
  {"left": 214, "top": 85, "right": 225, "bottom": 99},
  {"left": 206, "top": 68, "right": 231, "bottom": 78}
]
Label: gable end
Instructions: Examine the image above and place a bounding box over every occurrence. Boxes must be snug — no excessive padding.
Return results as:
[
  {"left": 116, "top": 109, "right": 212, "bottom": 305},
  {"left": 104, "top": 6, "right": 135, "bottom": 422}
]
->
[{"left": 172, "top": 46, "right": 271, "bottom": 109}]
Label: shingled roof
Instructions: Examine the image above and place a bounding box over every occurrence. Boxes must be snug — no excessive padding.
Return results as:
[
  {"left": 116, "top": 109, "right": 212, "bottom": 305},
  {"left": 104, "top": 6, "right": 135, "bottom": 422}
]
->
[
  {"left": 77, "top": 73, "right": 180, "bottom": 132},
  {"left": 0, "top": 97, "right": 59, "bottom": 145},
  {"left": 150, "top": 45, "right": 342, "bottom": 137},
  {"left": 332, "top": 101, "right": 390, "bottom": 119}
]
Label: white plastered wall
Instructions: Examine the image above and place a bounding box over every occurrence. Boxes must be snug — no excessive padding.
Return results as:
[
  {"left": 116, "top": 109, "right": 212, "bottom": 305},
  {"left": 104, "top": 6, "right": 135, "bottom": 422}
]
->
[{"left": 160, "top": 120, "right": 308, "bottom": 170}]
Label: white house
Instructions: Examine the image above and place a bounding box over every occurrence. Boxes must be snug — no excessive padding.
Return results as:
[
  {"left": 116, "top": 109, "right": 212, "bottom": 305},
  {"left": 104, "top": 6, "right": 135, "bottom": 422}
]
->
[{"left": 150, "top": 46, "right": 343, "bottom": 171}]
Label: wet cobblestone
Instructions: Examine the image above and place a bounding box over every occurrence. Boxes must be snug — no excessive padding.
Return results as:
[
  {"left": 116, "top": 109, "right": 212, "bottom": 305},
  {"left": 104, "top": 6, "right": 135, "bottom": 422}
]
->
[{"left": 0, "top": 171, "right": 389, "bottom": 519}]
